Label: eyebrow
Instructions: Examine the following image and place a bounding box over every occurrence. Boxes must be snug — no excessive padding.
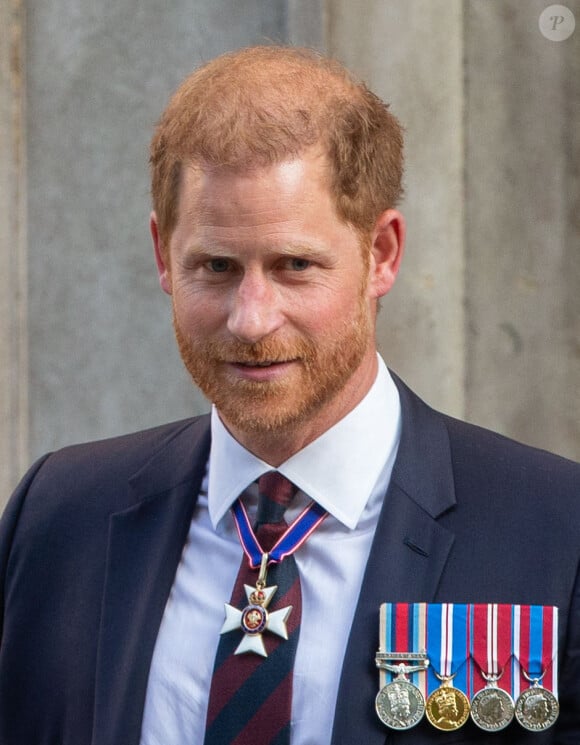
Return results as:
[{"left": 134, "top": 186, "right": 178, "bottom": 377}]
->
[{"left": 183, "top": 240, "right": 332, "bottom": 262}]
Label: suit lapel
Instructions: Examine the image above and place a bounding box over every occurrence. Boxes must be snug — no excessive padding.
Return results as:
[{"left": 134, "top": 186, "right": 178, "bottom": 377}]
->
[
  {"left": 332, "top": 376, "right": 456, "bottom": 744},
  {"left": 92, "top": 418, "right": 211, "bottom": 745}
]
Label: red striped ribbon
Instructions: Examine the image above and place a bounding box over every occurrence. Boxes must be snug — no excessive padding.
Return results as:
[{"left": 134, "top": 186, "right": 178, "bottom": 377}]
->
[{"left": 471, "top": 603, "right": 513, "bottom": 695}]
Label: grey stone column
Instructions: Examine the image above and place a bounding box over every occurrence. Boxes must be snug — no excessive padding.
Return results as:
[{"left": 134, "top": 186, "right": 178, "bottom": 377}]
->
[
  {"left": 328, "top": 0, "right": 467, "bottom": 418},
  {"left": 24, "top": 0, "right": 289, "bottom": 467},
  {"left": 0, "top": 0, "right": 28, "bottom": 506},
  {"left": 328, "top": 0, "right": 579, "bottom": 460},
  {"left": 464, "top": 0, "right": 580, "bottom": 460}
]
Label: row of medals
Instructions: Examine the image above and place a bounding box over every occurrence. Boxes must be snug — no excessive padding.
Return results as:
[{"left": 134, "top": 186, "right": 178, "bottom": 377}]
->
[{"left": 374, "top": 653, "right": 559, "bottom": 733}]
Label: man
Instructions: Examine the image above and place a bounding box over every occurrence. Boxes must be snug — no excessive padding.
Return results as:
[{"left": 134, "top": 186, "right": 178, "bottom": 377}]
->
[{"left": 0, "top": 45, "right": 579, "bottom": 745}]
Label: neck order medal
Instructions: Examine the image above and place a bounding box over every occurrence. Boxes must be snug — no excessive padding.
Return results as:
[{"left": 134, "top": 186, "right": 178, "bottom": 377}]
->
[{"left": 221, "top": 554, "right": 291, "bottom": 657}]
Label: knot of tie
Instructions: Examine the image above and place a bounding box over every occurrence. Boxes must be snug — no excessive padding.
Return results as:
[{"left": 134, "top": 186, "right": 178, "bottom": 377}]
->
[{"left": 255, "top": 471, "right": 297, "bottom": 536}]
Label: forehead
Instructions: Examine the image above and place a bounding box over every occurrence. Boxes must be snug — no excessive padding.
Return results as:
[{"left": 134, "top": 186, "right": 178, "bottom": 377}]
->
[{"left": 176, "top": 150, "right": 336, "bottom": 227}]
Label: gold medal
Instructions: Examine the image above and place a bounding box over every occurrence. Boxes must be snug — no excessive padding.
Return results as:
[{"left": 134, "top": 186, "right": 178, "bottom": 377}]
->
[{"left": 425, "top": 674, "right": 470, "bottom": 731}]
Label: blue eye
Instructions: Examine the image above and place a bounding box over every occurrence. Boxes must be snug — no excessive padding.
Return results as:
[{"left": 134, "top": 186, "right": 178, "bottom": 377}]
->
[
  {"left": 290, "top": 258, "right": 310, "bottom": 271},
  {"left": 209, "top": 258, "right": 230, "bottom": 273}
]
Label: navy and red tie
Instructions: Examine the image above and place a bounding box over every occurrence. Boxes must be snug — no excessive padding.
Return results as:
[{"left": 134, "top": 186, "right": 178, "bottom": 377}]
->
[{"left": 204, "top": 472, "right": 301, "bottom": 745}]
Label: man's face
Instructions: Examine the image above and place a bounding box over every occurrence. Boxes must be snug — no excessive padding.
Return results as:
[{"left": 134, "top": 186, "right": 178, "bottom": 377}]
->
[{"left": 153, "top": 150, "right": 401, "bottom": 452}]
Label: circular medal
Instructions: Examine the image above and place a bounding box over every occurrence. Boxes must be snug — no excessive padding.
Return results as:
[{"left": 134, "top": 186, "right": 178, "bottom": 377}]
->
[
  {"left": 470, "top": 686, "right": 515, "bottom": 731},
  {"left": 375, "top": 679, "right": 425, "bottom": 730},
  {"left": 240, "top": 604, "right": 268, "bottom": 635},
  {"left": 515, "top": 686, "right": 559, "bottom": 731},
  {"left": 426, "top": 685, "right": 470, "bottom": 731}
]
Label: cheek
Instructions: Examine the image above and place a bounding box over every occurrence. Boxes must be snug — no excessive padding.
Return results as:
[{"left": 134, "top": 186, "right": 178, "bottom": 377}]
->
[
  {"left": 288, "top": 283, "right": 363, "bottom": 333},
  {"left": 173, "top": 291, "right": 225, "bottom": 333}
]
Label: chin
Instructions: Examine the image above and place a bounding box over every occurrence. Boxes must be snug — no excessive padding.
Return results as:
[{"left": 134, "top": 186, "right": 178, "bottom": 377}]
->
[{"left": 212, "top": 391, "right": 324, "bottom": 435}]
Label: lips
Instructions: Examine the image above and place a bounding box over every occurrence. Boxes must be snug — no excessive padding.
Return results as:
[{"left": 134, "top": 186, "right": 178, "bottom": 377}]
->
[
  {"left": 225, "top": 358, "right": 297, "bottom": 382},
  {"left": 237, "top": 360, "right": 288, "bottom": 367}
]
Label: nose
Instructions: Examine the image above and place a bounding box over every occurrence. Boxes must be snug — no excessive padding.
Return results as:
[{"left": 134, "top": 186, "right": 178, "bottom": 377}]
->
[{"left": 227, "top": 270, "right": 284, "bottom": 343}]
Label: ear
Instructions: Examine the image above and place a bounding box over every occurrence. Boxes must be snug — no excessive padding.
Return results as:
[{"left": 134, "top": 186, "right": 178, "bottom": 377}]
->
[
  {"left": 367, "top": 209, "right": 405, "bottom": 299},
  {"left": 150, "top": 212, "right": 172, "bottom": 295}
]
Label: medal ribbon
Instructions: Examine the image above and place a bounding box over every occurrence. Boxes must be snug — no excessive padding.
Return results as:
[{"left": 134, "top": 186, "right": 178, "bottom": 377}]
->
[
  {"left": 513, "top": 605, "right": 558, "bottom": 697},
  {"left": 232, "top": 497, "right": 327, "bottom": 569},
  {"left": 426, "top": 603, "right": 470, "bottom": 696},
  {"left": 470, "top": 603, "right": 513, "bottom": 695},
  {"left": 380, "top": 603, "right": 428, "bottom": 695}
]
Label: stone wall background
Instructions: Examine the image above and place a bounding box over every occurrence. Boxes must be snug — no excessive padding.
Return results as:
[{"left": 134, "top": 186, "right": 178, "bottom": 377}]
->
[
  {"left": 0, "top": 0, "right": 28, "bottom": 498},
  {"left": 1, "top": 0, "right": 578, "bottom": 508}
]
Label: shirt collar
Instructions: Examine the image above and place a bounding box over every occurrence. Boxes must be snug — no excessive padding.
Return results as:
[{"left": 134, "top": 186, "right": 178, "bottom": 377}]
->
[{"left": 208, "top": 355, "right": 401, "bottom": 530}]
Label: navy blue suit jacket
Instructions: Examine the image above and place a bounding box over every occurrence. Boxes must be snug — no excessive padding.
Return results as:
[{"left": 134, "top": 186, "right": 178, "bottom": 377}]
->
[{"left": 0, "top": 375, "right": 579, "bottom": 744}]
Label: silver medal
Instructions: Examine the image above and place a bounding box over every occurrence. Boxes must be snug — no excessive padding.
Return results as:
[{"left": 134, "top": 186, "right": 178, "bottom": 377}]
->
[
  {"left": 470, "top": 671, "right": 514, "bottom": 732},
  {"left": 375, "top": 678, "right": 425, "bottom": 730},
  {"left": 515, "top": 685, "right": 559, "bottom": 731},
  {"left": 471, "top": 686, "right": 515, "bottom": 731},
  {"left": 374, "top": 656, "right": 429, "bottom": 731}
]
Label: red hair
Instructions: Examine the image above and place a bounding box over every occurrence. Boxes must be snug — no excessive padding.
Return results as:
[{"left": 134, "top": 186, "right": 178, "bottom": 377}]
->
[{"left": 150, "top": 45, "right": 404, "bottom": 252}]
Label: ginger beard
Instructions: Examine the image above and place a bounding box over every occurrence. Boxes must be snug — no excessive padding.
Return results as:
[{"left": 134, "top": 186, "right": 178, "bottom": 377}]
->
[{"left": 172, "top": 283, "right": 374, "bottom": 435}]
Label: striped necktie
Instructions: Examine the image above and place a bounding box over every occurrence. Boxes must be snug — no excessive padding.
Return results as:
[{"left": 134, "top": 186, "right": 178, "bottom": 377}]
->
[{"left": 204, "top": 472, "right": 301, "bottom": 744}]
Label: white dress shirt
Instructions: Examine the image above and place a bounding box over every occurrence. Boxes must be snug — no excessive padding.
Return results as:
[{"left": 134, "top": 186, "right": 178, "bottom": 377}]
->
[{"left": 139, "top": 356, "right": 401, "bottom": 745}]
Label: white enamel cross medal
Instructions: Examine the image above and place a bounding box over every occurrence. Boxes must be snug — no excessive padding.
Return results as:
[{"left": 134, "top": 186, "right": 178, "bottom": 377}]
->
[{"left": 220, "top": 553, "right": 293, "bottom": 657}]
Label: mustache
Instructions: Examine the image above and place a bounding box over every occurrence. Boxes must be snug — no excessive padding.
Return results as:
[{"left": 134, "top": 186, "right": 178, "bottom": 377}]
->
[{"left": 206, "top": 337, "right": 316, "bottom": 364}]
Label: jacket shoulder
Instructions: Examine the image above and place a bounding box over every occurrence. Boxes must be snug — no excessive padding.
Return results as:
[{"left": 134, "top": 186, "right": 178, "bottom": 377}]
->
[
  {"left": 2, "top": 415, "right": 211, "bottom": 528},
  {"left": 442, "top": 411, "right": 580, "bottom": 492}
]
